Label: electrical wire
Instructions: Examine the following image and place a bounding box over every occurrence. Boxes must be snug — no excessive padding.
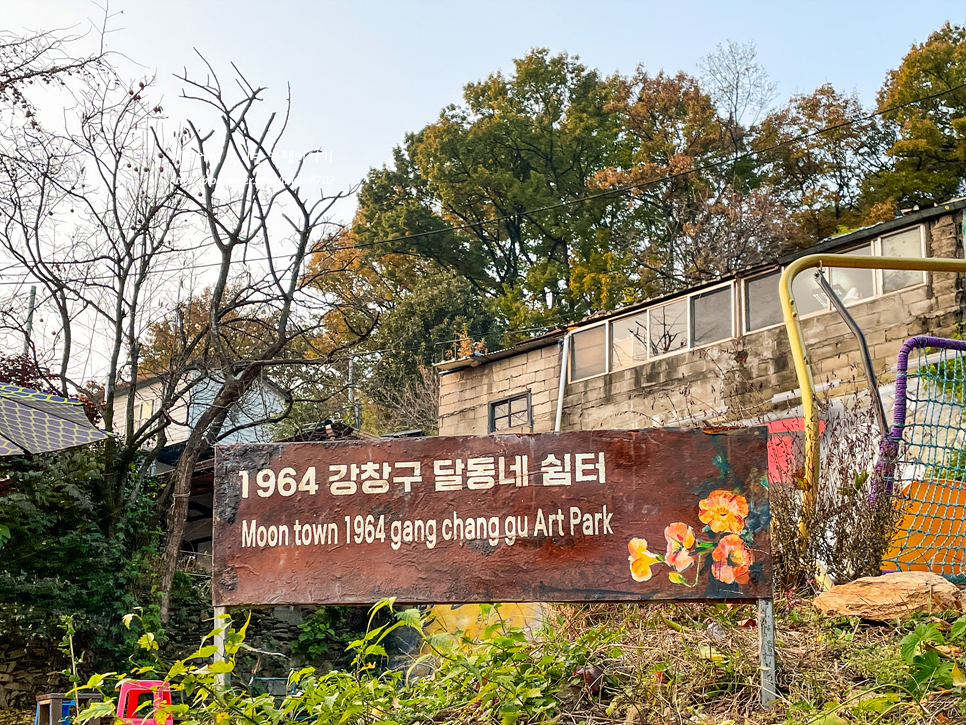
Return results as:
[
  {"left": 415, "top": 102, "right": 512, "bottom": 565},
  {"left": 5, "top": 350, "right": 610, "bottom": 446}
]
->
[{"left": 0, "top": 78, "right": 962, "bottom": 290}]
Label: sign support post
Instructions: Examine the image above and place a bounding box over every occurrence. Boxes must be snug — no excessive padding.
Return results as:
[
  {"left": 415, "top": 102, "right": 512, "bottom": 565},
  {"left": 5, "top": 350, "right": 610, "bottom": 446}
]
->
[
  {"left": 758, "top": 598, "right": 777, "bottom": 707},
  {"left": 213, "top": 605, "right": 230, "bottom": 690}
]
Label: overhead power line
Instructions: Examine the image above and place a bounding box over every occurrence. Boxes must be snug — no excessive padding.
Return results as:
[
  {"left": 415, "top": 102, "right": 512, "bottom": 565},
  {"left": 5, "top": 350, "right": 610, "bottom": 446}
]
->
[{"left": 0, "top": 79, "right": 963, "bottom": 290}]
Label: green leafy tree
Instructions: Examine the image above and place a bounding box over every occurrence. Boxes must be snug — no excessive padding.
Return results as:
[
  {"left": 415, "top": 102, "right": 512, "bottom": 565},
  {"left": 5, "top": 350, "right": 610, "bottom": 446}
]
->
[
  {"left": 602, "top": 69, "right": 784, "bottom": 293},
  {"left": 0, "top": 444, "right": 159, "bottom": 668},
  {"left": 363, "top": 267, "right": 504, "bottom": 434},
  {"left": 871, "top": 22, "right": 966, "bottom": 205},
  {"left": 354, "top": 49, "right": 621, "bottom": 326},
  {"left": 755, "top": 84, "right": 890, "bottom": 246}
]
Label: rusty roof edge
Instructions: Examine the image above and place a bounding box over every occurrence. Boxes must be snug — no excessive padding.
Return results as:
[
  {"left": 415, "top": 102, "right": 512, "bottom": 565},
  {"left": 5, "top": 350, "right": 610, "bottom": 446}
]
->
[
  {"left": 565, "top": 197, "right": 966, "bottom": 331},
  {"left": 435, "top": 328, "right": 566, "bottom": 371}
]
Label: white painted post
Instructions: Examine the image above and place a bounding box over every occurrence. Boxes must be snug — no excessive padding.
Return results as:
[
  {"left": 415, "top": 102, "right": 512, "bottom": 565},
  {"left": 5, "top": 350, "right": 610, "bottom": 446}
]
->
[
  {"left": 213, "top": 605, "right": 230, "bottom": 690},
  {"left": 758, "top": 598, "right": 777, "bottom": 707}
]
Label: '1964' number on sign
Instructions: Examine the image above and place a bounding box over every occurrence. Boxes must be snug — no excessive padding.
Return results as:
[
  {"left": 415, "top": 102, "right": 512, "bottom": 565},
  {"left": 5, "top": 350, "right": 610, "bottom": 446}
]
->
[{"left": 239, "top": 468, "right": 317, "bottom": 498}]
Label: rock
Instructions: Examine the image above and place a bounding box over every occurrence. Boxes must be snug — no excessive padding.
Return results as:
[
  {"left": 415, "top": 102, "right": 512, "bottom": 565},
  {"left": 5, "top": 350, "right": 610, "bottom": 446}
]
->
[
  {"left": 271, "top": 606, "right": 304, "bottom": 626},
  {"left": 813, "top": 571, "right": 964, "bottom": 621}
]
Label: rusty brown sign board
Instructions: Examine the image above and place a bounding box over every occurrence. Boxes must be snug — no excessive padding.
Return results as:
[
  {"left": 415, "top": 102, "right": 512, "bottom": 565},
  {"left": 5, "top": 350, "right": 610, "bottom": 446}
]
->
[{"left": 212, "top": 428, "right": 770, "bottom": 607}]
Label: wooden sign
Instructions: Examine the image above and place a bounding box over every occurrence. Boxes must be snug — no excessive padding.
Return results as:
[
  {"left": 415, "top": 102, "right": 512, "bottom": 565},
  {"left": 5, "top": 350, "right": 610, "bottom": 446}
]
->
[{"left": 211, "top": 428, "right": 771, "bottom": 606}]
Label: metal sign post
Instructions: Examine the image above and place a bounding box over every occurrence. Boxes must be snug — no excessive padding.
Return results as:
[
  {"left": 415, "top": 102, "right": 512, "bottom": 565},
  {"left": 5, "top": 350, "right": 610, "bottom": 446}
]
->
[{"left": 758, "top": 598, "right": 777, "bottom": 706}]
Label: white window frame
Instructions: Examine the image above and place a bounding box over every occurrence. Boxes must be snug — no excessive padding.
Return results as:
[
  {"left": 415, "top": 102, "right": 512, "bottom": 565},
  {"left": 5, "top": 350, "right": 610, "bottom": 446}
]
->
[
  {"left": 742, "top": 268, "right": 784, "bottom": 333},
  {"left": 873, "top": 225, "right": 927, "bottom": 293},
  {"left": 646, "top": 296, "right": 690, "bottom": 362},
  {"left": 825, "top": 242, "right": 876, "bottom": 308},
  {"left": 610, "top": 309, "right": 648, "bottom": 373},
  {"left": 567, "top": 223, "right": 927, "bottom": 383},
  {"left": 747, "top": 224, "right": 928, "bottom": 328},
  {"left": 569, "top": 321, "right": 609, "bottom": 383},
  {"left": 689, "top": 282, "right": 736, "bottom": 351},
  {"left": 572, "top": 281, "right": 738, "bottom": 382}
]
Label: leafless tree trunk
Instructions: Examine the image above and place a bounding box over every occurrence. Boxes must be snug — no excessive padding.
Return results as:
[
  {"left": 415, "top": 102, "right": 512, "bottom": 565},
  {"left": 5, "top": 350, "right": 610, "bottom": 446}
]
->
[{"left": 154, "top": 61, "right": 377, "bottom": 619}]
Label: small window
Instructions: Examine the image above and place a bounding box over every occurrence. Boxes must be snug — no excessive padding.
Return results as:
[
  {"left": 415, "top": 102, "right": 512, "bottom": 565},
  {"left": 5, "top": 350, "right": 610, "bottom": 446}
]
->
[
  {"left": 745, "top": 272, "right": 783, "bottom": 331},
  {"left": 649, "top": 299, "right": 688, "bottom": 356},
  {"left": 134, "top": 399, "right": 155, "bottom": 427},
  {"left": 691, "top": 286, "right": 732, "bottom": 346},
  {"left": 881, "top": 227, "right": 924, "bottom": 293},
  {"left": 611, "top": 312, "right": 648, "bottom": 370},
  {"left": 792, "top": 269, "right": 828, "bottom": 316},
  {"left": 829, "top": 245, "right": 874, "bottom": 304},
  {"left": 571, "top": 325, "right": 606, "bottom": 380},
  {"left": 490, "top": 394, "right": 529, "bottom": 432}
]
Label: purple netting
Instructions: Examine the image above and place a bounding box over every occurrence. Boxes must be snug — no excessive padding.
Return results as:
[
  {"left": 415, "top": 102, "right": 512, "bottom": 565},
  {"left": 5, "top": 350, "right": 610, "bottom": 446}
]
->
[{"left": 875, "top": 336, "right": 966, "bottom": 495}]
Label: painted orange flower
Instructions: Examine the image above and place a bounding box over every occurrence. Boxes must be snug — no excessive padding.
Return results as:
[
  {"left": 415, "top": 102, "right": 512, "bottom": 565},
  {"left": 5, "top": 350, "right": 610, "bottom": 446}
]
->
[
  {"left": 628, "top": 538, "right": 661, "bottom": 582},
  {"left": 664, "top": 522, "right": 696, "bottom": 572},
  {"left": 711, "top": 534, "right": 753, "bottom": 585},
  {"left": 698, "top": 490, "right": 749, "bottom": 534}
]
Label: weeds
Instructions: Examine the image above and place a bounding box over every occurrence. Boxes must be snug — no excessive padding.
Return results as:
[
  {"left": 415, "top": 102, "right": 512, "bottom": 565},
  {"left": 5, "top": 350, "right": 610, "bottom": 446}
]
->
[
  {"left": 60, "top": 596, "right": 966, "bottom": 725},
  {"left": 770, "top": 393, "right": 904, "bottom": 591}
]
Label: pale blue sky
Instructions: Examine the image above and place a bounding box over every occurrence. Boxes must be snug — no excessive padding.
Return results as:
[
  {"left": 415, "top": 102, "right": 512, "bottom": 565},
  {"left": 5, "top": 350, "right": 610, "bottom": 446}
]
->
[{"left": 9, "top": 1, "right": 965, "bottom": 223}]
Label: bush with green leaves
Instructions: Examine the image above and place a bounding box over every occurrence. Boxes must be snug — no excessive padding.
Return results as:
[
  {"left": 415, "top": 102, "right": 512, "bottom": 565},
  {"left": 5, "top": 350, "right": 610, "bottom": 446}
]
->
[
  {"left": 900, "top": 615, "right": 966, "bottom": 698},
  {"left": 72, "top": 599, "right": 616, "bottom": 725},
  {"left": 0, "top": 444, "right": 162, "bottom": 668},
  {"left": 291, "top": 606, "right": 376, "bottom": 666}
]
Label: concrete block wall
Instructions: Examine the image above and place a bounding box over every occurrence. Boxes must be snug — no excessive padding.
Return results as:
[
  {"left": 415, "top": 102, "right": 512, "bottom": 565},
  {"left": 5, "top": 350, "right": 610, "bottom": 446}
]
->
[{"left": 438, "top": 342, "right": 562, "bottom": 436}]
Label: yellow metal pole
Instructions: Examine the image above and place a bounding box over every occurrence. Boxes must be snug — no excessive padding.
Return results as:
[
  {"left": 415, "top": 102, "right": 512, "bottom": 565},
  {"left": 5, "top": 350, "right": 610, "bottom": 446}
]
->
[{"left": 780, "top": 254, "right": 966, "bottom": 504}]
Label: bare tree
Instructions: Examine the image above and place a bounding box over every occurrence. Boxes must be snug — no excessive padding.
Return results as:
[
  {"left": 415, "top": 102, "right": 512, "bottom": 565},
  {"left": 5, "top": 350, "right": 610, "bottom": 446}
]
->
[
  {"left": 368, "top": 365, "right": 440, "bottom": 436},
  {"left": 151, "top": 61, "right": 377, "bottom": 618},
  {"left": 698, "top": 40, "right": 776, "bottom": 131},
  {"left": 0, "top": 53, "right": 192, "bottom": 537},
  {"left": 0, "top": 25, "right": 106, "bottom": 115},
  {"left": 698, "top": 40, "right": 777, "bottom": 187},
  {"left": 0, "top": 47, "right": 377, "bottom": 618}
]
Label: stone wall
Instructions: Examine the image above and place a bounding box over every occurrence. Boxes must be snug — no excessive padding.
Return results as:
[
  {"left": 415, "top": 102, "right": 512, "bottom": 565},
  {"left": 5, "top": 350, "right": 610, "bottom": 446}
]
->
[
  {"left": 0, "top": 598, "right": 307, "bottom": 710},
  {"left": 438, "top": 342, "right": 562, "bottom": 436},
  {"left": 0, "top": 640, "right": 67, "bottom": 710},
  {"left": 439, "top": 210, "right": 964, "bottom": 435}
]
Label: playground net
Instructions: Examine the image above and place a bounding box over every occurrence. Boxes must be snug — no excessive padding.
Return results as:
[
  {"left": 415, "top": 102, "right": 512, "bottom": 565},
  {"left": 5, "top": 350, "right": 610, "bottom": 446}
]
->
[{"left": 881, "top": 335, "right": 966, "bottom": 579}]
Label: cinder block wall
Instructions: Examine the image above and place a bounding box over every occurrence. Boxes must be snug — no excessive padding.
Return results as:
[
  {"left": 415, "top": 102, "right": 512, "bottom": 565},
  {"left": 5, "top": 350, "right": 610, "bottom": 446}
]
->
[
  {"left": 439, "top": 211, "right": 964, "bottom": 435},
  {"left": 438, "top": 343, "right": 562, "bottom": 436}
]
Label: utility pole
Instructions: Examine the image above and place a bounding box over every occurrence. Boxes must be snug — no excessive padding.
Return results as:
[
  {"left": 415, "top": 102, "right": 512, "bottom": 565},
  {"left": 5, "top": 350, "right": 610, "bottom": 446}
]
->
[
  {"left": 354, "top": 388, "right": 362, "bottom": 429},
  {"left": 23, "top": 286, "right": 36, "bottom": 357},
  {"left": 349, "top": 355, "right": 356, "bottom": 428},
  {"left": 348, "top": 356, "right": 362, "bottom": 429}
]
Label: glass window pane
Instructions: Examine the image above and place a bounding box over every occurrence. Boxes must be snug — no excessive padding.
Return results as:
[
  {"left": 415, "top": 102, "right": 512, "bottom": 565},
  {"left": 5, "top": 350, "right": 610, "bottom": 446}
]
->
[
  {"left": 649, "top": 299, "right": 688, "bottom": 356},
  {"left": 829, "top": 245, "right": 874, "bottom": 304},
  {"left": 882, "top": 227, "right": 923, "bottom": 293},
  {"left": 491, "top": 395, "right": 529, "bottom": 432},
  {"left": 792, "top": 268, "right": 828, "bottom": 315},
  {"left": 571, "top": 326, "right": 606, "bottom": 380},
  {"left": 745, "top": 272, "right": 783, "bottom": 331},
  {"left": 691, "top": 287, "right": 732, "bottom": 346},
  {"left": 611, "top": 312, "right": 648, "bottom": 369}
]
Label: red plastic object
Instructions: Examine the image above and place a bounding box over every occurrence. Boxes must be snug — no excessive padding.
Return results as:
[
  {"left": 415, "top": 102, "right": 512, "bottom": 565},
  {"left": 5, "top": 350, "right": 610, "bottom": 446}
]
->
[{"left": 116, "top": 681, "right": 172, "bottom": 725}]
